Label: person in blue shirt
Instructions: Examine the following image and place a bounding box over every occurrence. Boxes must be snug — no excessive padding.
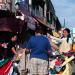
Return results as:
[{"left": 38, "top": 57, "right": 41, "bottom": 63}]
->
[{"left": 25, "top": 28, "right": 52, "bottom": 75}]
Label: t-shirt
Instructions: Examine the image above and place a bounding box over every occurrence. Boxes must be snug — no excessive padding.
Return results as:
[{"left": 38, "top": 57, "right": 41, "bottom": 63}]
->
[
  {"left": 50, "top": 36, "right": 72, "bottom": 44},
  {"left": 0, "top": 46, "right": 5, "bottom": 60},
  {"left": 7, "top": 41, "right": 16, "bottom": 58},
  {"left": 26, "top": 35, "right": 51, "bottom": 60},
  {"left": 62, "top": 38, "right": 72, "bottom": 44}
]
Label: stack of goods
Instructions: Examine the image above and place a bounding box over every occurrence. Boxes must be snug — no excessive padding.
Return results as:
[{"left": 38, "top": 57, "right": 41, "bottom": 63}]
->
[
  {"left": 48, "top": 51, "right": 75, "bottom": 75},
  {"left": 48, "top": 55, "right": 65, "bottom": 75}
]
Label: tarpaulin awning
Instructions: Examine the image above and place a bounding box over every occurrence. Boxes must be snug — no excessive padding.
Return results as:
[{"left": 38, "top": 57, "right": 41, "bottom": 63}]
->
[
  {"left": 35, "top": 17, "right": 51, "bottom": 28},
  {"left": 27, "top": 16, "right": 37, "bottom": 30}
]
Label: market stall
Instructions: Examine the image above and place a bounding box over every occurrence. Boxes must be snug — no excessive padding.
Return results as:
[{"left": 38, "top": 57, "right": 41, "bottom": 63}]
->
[
  {"left": 48, "top": 51, "right": 75, "bottom": 75},
  {"left": 47, "top": 29, "right": 74, "bottom": 75},
  {"left": 0, "top": 10, "right": 25, "bottom": 75}
]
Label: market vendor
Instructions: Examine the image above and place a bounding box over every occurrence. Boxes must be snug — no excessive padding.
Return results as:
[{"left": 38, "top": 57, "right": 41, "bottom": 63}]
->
[
  {"left": 49, "top": 28, "right": 72, "bottom": 53},
  {"left": 6, "top": 34, "right": 18, "bottom": 59}
]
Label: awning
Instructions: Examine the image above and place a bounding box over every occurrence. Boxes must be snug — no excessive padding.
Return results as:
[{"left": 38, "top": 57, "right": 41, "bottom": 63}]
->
[
  {"left": 35, "top": 17, "right": 51, "bottom": 28},
  {"left": 0, "top": 17, "right": 22, "bottom": 33},
  {"left": 27, "top": 16, "right": 38, "bottom": 30}
]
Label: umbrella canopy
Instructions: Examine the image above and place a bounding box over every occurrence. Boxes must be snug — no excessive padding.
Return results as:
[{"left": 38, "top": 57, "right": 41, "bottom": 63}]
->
[
  {"left": 0, "top": 10, "right": 24, "bottom": 33},
  {"left": 0, "top": 18, "right": 20, "bottom": 32},
  {"left": 0, "top": 10, "right": 24, "bottom": 42}
]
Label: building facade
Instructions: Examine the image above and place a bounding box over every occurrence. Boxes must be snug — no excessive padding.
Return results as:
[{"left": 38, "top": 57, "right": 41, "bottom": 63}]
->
[
  {"left": 28, "top": 0, "right": 61, "bottom": 31},
  {"left": 6, "top": 0, "right": 61, "bottom": 31},
  {"left": 0, "top": 0, "right": 61, "bottom": 31}
]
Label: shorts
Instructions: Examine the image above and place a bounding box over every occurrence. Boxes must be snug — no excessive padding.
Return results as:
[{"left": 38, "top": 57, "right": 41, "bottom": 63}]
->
[{"left": 30, "top": 58, "right": 48, "bottom": 75}]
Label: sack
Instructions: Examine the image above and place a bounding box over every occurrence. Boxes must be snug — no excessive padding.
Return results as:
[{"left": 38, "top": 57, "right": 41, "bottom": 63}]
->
[{"left": 59, "top": 41, "right": 71, "bottom": 53}]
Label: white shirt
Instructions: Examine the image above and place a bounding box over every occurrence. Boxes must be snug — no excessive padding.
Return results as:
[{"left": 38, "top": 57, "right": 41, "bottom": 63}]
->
[
  {"left": 62, "top": 38, "right": 72, "bottom": 44},
  {"left": 50, "top": 36, "right": 72, "bottom": 44}
]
